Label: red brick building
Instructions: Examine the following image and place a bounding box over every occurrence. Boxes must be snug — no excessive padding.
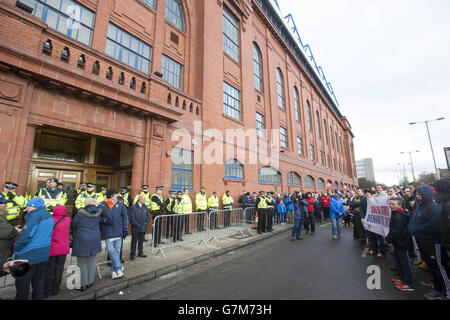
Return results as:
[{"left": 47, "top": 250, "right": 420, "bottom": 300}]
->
[{"left": 0, "top": 0, "right": 358, "bottom": 213}]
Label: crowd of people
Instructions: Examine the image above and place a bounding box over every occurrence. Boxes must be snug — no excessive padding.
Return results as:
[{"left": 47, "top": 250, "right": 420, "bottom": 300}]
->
[{"left": 1, "top": 177, "right": 449, "bottom": 301}]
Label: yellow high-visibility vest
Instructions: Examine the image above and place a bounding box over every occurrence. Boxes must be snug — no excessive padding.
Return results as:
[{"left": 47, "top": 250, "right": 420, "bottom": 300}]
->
[
  {"left": 265, "top": 196, "right": 274, "bottom": 209},
  {"left": 75, "top": 191, "right": 100, "bottom": 209},
  {"left": 257, "top": 196, "right": 267, "bottom": 209},
  {"left": 222, "top": 194, "right": 233, "bottom": 206},
  {"left": 39, "top": 188, "right": 67, "bottom": 209},
  {"left": 1, "top": 191, "right": 26, "bottom": 221},
  {"left": 195, "top": 192, "right": 207, "bottom": 210},
  {"left": 207, "top": 195, "right": 219, "bottom": 208},
  {"left": 181, "top": 194, "right": 192, "bottom": 214},
  {"left": 150, "top": 193, "right": 163, "bottom": 211},
  {"left": 173, "top": 198, "right": 183, "bottom": 214}
]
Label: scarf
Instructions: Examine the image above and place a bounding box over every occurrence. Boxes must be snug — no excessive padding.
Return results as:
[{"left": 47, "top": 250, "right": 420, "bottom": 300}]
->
[{"left": 106, "top": 199, "right": 117, "bottom": 210}]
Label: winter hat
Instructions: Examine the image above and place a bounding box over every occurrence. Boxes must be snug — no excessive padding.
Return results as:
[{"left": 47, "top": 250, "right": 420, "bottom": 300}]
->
[
  {"left": 26, "top": 197, "right": 45, "bottom": 209},
  {"left": 106, "top": 189, "right": 117, "bottom": 199}
]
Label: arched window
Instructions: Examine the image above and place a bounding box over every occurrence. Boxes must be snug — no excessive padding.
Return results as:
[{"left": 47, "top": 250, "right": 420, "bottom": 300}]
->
[
  {"left": 253, "top": 43, "right": 263, "bottom": 92},
  {"left": 317, "top": 178, "right": 325, "bottom": 189},
  {"left": 323, "top": 119, "right": 328, "bottom": 144},
  {"left": 258, "top": 167, "right": 281, "bottom": 184},
  {"left": 340, "top": 182, "right": 344, "bottom": 190},
  {"left": 224, "top": 159, "right": 244, "bottom": 179},
  {"left": 293, "top": 86, "right": 300, "bottom": 122},
  {"left": 165, "top": 0, "right": 185, "bottom": 31},
  {"left": 327, "top": 180, "right": 333, "bottom": 189},
  {"left": 287, "top": 172, "right": 301, "bottom": 186},
  {"left": 304, "top": 175, "right": 315, "bottom": 188},
  {"left": 330, "top": 126, "right": 334, "bottom": 148},
  {"left": 306, "top": 100, "right": 312, "bottom": 131},
  {"left": 316, "top": 111, "right": 321, "bottom": 139},
  {"left": 334, "top": 181, "right": 339, "bottom": 190},
  {"left": 276, "top": 68, "right": 285, "bottom": 109}
]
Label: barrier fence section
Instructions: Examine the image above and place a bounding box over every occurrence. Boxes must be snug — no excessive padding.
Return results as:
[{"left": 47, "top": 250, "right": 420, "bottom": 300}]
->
[
  {"left": 151, "top": 211, "right": 210, "bottom": 260},
  {"left": 151, "top": 207, "right": 255, "bottom": 260},
  {"left": 207, "top": 207, "right": 252, "bottom": 244}
]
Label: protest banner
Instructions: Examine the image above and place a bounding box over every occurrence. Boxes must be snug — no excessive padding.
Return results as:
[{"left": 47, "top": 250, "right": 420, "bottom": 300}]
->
[{"left": 363, "top": 194, "right": 391, "bottom": 236}]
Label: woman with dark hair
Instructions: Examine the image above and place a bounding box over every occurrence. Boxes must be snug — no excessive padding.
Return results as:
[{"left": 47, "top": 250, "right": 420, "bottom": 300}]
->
[{"left": 302, "top": 192, "right": 315, "bottom": 235}]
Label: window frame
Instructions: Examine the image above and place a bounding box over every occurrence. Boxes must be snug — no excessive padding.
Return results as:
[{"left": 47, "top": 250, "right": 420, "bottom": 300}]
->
[
  {"left": 171, "top": 147, "right": 193, "bottom": 191},
  {"left": 223, "top": 5, "right": 240, "bottom": 63},
  {"left": 258, "top": 167, "right": 281, "bottom": 184},
  {"left": 106, "top": 23, "right": 152, "bottom": 74},
  {"left": 256, "top": 112, "right": 265, "bottom": 138},
  {"left": 276, "top": 68, "right": 285, "bottom": 109},
  {"left": 294, "top": 86, "right": 301, "bottom": 122},
  {"left": 223, "top": 81, "right": 242, "bottom": 121},
  {"left": 161, "top": 54, "right": 183, "bottom": 90},
  {"left": 224, "top": 159, "right": 244, "bottom": 180},
  {"left": 253, "top": 43, "right": 263, "bottom": 92},
  {"left": 280, "top": 126, "right": 288, "bottom": 149},
  {"left": 165, "top": 0, "right": 185, "bottom": 31},
  {"left": 30, "top": 0, "right": 95, "bottom": 46}
]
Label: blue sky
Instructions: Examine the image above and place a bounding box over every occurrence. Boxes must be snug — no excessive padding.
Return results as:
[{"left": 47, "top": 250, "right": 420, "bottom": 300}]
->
[{"left": 277, "top": 0, "right": 450, "bottom": 185}]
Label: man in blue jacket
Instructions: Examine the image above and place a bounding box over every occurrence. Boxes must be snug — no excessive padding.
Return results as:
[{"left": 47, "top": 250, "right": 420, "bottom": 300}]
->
[
  {"left": 14, "top": 197, "right": 53, "bottom": 300},
  {"left": 408, "top": 185, "right": 444, "bottom": 300},
  {"left": 98, "top": 190, "right": 128, "bottom": 280},
  {"left": 330, "top": 191, "right": 344, "bottom": 240}
]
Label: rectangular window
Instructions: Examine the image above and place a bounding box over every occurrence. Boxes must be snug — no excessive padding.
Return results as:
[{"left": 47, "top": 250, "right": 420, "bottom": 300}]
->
[
  {"left": 320, "top": 151, "right": 324, "bottom": 165},
  {"left": 256, "top": 112, "right": 265, "bottom": 138},
  {"left": 223, "top": 82, "right": 241, "bottom": 121},
  {"left": 162, "top": 54, "right": 183, "bottom": 90},
  {"left": 297, "top": 137, "right": 303, "bottom": 155},
  {"left": 223, "top": 6, "right": 240, "bottom": 63},
  {"left": 29, "top": 0, "right": 94, "bottom": 46},
  {"left": 171, "top": 147, "right": 193, "bottom": 190},
  {"left": 38, "top": 132, "right": 85, "bottom": 162},
  {"left": 310, "top": 144, "right": 315, "bottom": 161},
  {"left": 142, "top": 0, "right": 155, "bottom": 9},
  {"left": 106, "top": 23, "right": 152, "bottom": 74},
  {"left": 280, "top": 127, "right": 287, "bottom": 148},
  {"left": 327, "top": 155, "right": 331, "bottom": 168}
]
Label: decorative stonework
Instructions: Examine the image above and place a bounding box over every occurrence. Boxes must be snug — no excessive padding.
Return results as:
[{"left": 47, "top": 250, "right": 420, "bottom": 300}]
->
[{"left": 0, "top": 79, "right": 22, "bottom": 102}]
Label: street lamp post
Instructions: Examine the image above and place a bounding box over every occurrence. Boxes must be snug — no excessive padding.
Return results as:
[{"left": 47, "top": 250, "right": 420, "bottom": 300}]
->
[
  {"left": 409, "top": 117, "right": 445, "bottom": 180},
  {"left": 400, "top": 150, "right": 419, "bottom": 182}
]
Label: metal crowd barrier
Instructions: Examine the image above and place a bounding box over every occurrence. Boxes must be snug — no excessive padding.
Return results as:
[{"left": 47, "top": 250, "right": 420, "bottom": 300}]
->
[
  {"left": 151, "top": 207, "right": 255, "bottom": 260},
  {"left": 151, "top": 211, "right": 210, "bottom": 260},
  {"left": 207, "top": 208, "right": 252, "bottom": 245}
]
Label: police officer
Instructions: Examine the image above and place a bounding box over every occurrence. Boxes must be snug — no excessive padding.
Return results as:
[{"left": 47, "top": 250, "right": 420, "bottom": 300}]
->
[
  {"left": 195, "top": 187, "right": 207, "bottom": 232},
  {"left": 207, "top": 191, "right": 219, "bottom": 229},
  {"left": 133, "top": 185, "right": 151, "bottom": 209},
  {"left": 182, "top": 189, "right": 192, "bottom": 234},
  {"left": 164, "top": 190, "right": 177, "bottom": 239},
  {"left": 173, "top": 191, "right": 184, "bottom": 242},
  {"left": 119, "top": 186, "right": 131, "bottom": 208},
  {"left": 222, "top": 191, "right": 233, "bottom": 228},
  {"left": 150, "top": 186, "right": 166, "bottom": 247},
  {"left": 74, "top": 183, "right": 99, "bottom": 211},
  {"left": 39, "top": 178, "right": 67, "bottom": 212},
  {"left": 266, "top": 192, "right": 275, "bottom": 232},
  {"left": 1, "top": 182, "right": 27, "bottom": 226},
  {"left": 97, "top": 186, "right": 108, "bottom": 203},
  {"left": 77, "top": 182, "right": 87, "bottom": 196},
  {"left": 256, "top": 191, "right": 267, "bottom": 234}
]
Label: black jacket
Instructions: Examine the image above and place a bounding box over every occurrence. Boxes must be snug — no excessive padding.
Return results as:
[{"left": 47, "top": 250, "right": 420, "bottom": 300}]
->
[
  {"left": 0, "top": 256, "right": 7, "bottom": 278},
  {"left": 360, "top": 197, "right": 368, "bottom": 219},
  {"left": 435, "top": 178, "right": 450, "bottom": 249},
  {"left": 385, "top": 209, "right": 411, "bottom": 247},
  {"left": 129, "top": 203, "right": 150, "bottom": 234}
]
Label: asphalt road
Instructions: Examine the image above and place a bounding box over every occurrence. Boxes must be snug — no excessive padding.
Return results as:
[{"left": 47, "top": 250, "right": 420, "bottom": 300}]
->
[{"left": 101, "top": 222, "right": 432, "bottom": 300}]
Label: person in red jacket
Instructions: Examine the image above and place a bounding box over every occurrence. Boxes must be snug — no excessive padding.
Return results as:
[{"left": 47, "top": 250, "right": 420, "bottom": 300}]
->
[
  {"left": 320, "top": 192, "right": 331, "bottom": 222},
  {"left": 303, "top": 192, "right": 316, "bottom": 235},
  {"left": 44, "top": 205, "right": 71, "bottom": 297}
]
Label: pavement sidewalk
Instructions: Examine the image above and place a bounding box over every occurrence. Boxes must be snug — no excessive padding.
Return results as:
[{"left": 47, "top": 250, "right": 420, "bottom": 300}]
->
[{"left": 0, "top": 223, "right": 292, "bottom": 300}]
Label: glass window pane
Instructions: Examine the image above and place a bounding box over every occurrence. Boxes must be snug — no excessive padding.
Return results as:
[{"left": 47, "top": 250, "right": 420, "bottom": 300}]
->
[
  {"left": 47, "top": 0, "right": 61, "bottom": 10},
  {"left": 46, "top": 9, "right": 59, "bottom": 30}
]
